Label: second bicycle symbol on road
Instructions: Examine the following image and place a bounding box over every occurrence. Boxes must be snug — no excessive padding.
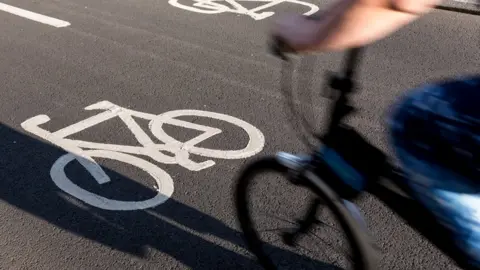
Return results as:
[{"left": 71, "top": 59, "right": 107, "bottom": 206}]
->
[
  {"left": 21, "top": 100, "right": 265, "bottom": 211},
  {"left": 169, "top": 0, "right": 319, "bottom": 20}
]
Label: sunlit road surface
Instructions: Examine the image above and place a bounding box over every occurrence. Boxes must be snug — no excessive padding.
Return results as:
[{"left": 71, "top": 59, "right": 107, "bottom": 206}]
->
[{"left": 0, "top": 0, "right": 478, "bottom": 269}]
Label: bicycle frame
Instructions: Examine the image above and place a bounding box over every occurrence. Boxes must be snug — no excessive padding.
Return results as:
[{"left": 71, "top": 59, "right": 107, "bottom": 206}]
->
[{"left": 274, "top": 47, "right": 477, "bottom": 269}]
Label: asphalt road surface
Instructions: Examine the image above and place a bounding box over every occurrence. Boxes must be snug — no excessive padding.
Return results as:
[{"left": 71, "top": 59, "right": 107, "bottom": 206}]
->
[
  {"left": 441, "top": 0, "right": 480, "bottom": 13},
  {"left": 0, "top": 1, "right": 479, "bottom": 269}
]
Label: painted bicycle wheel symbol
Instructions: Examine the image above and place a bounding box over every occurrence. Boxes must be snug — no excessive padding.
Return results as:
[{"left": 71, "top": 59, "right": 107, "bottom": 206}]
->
[
  {"left": 21, "top": 101, "right": 265, "bottom": 210},
  {"left": 169, "top": 0, "right": 319, "bottom": 20}
]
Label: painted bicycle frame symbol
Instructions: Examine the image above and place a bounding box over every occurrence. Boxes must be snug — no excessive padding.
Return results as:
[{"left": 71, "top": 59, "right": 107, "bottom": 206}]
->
[
  {"left": 169, "top": 0, "right": 319, "bottom": 20},
  {"left": 21, "top": 101, "right": 265, "bottom": 211}
]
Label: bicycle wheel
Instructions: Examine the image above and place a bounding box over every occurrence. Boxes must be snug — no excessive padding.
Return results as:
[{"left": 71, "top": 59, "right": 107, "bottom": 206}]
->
[{"left": 235, "top": 157, "right": 376, "bottom": 270}]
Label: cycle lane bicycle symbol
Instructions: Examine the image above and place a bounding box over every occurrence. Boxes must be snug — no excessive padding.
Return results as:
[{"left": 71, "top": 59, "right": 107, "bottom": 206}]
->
[
  {"left": 168, "top": 0, "right": 319, "bottom": 20},
  {"left": 21, "top": 100, "right": 265, "bottom": 211}
]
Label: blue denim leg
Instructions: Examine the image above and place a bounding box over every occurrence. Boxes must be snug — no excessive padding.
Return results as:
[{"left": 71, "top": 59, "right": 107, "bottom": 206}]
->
[{"left": 389, "top": 76, "right": 480, "bottom": 268}]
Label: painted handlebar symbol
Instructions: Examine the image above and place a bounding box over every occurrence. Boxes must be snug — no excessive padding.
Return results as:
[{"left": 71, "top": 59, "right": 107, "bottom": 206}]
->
[{"left": 21, "top": 100, "right": 265, "bottom": 210}]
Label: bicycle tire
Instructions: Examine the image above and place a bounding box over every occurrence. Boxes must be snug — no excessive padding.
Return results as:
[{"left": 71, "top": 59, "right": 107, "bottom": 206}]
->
[{"left": 235, "top": 156, "right": 377, "bottom": 270}]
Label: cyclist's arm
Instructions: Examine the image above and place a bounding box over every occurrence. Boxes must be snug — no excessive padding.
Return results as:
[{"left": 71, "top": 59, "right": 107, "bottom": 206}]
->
[{"left": 274, "top": 0, "right": 441, "bottom": 52}]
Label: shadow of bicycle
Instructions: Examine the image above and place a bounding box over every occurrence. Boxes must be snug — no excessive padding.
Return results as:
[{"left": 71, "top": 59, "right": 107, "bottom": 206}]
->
[{"left": 0, "top": 123, "right": 340, "bottom": 269}]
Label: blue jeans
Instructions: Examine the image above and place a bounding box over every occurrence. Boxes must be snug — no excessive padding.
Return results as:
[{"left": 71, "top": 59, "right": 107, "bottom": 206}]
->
[{"left": 389, "top": 76, "right": 480, "bottom": 268}]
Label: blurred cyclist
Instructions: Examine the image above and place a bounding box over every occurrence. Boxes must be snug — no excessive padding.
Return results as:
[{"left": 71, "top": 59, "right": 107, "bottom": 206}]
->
[{"left": 272, "top": 0, "right": 480, "bottom": 268}]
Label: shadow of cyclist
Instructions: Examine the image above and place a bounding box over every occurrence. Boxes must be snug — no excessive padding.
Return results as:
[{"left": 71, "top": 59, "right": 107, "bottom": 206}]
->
[{"left": 0, "top": 123, "right": 341, "bottom": 269}]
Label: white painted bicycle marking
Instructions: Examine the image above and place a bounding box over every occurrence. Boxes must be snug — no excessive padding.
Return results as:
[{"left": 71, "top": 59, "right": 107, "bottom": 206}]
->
[
  {"left": 150, "top": 110, "right": 265, "bottom": 159},
  {"left": 21, "top": 100, "right": 265, "bottom": 210},
  {"left": 51, "top": 150, "right": 174, "bottom": 211},
  {"left": 168, "top": 0, "right": 319, "bottom": 20}
]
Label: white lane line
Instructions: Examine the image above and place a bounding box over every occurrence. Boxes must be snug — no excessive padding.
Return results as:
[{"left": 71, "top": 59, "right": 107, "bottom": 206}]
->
[{"left": 0, "top": 3, "right": 70, "bottom": 28}]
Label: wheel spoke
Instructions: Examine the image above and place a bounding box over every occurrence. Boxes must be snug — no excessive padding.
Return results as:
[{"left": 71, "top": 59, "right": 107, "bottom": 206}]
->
[{"left": 235, "top": 157, "right": 375, "bottom": 270}]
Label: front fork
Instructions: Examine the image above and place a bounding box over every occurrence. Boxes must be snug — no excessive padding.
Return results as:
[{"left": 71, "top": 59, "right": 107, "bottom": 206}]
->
[{"left": 275, "top": 151, "right": 369, "bottom": 246}]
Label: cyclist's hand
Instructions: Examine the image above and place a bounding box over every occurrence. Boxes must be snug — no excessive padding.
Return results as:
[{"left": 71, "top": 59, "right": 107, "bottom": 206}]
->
[
  {"left": 271, "top": 14, "right": 322, "bottom": 53},
  {"left": 270, "top": 0, "right": 440, "bottom": 55}
]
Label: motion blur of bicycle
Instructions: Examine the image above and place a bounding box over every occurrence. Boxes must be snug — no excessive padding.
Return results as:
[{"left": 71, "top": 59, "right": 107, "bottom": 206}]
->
[{"left": 233, "top": 0, "right": 480, "bottom": 269}]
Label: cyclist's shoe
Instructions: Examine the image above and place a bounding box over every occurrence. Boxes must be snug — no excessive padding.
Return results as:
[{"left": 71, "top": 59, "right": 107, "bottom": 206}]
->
[{"left": 276, "top": 152, "right": 311, "bottom": 170}]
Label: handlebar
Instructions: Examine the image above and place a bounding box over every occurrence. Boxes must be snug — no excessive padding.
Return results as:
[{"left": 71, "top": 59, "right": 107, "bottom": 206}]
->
[
  {"left": 268, "top": 30, "right": 365, "bottom": 148},
  {"left": 269, "top": 35, "right": 363, "bottom": 84},
  {"left": 269, "top": 36, "right": 291, "bottom": 61}
]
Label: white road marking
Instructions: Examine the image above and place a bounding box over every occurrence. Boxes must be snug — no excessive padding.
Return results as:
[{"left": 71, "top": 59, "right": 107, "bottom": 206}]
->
[
  {"left": 150, "top": 109, "right": 265, "bottom": 159},
  {"left": 168, "top": 0, "right": 319, "bottom": 20},
  {"left": 21, "top": 100, "right": 265, "bottom": 211},
  {"left": 0, "top": 3, "right": 70, "bottom": 28},
  {"left": 51, "top": 150, "right": 174, "bottom": 211}
]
